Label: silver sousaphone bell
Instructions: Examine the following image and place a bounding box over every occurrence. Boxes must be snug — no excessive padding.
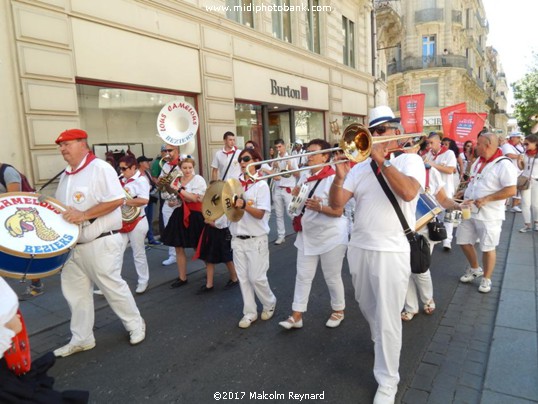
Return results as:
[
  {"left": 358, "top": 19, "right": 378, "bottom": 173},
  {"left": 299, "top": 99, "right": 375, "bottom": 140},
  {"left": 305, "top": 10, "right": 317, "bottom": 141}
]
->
[{"left": 156, "top": 100, "right": 199, "bottom": 146}]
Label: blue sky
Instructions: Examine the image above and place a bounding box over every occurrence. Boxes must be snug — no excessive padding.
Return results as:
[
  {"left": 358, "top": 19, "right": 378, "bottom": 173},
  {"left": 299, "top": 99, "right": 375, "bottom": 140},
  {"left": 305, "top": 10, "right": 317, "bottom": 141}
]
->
[{"left": 482, "top": 0, "right": 538, "bottom": 109}]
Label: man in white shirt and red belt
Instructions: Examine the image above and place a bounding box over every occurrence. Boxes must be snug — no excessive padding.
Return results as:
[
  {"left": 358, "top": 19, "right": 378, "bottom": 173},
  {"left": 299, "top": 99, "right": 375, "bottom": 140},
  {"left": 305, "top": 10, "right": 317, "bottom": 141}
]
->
[
  {"left": 211, "top": 131, "right": 242, "bottom": 181},
  {"left": 53, "top": 129, "right": 146, "bottom": 358}
]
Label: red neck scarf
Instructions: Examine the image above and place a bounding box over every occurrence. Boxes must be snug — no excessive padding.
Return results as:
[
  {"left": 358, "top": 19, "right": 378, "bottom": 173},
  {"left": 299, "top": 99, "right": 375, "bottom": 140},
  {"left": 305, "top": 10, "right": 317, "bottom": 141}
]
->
[
  {"left": 240, "top": 176, "right": 255, "bottom": 191},
  {"left": 526, "top": 149, "right": 538, "bottom": 157},
  {"left": 306, "top": 165, "right": 335, "bottom": 182},
  {"left": 431, "top": 145, "right": 448, "bottom": 159},
  {"left": 223, "top": 147, "right": 237, "bottom": 156},
  {"left": 476, "top": 148, "right": 503, "bottom": 174},
  {"left": 65, "top": 152, "right": 97, "bottom": 176}
]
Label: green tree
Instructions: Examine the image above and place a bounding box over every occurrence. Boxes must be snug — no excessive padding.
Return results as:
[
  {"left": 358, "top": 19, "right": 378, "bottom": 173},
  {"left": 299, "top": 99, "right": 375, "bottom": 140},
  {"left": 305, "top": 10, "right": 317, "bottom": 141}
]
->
[{"left": 512, "top": 54, "right": 538, "bottom": 134}]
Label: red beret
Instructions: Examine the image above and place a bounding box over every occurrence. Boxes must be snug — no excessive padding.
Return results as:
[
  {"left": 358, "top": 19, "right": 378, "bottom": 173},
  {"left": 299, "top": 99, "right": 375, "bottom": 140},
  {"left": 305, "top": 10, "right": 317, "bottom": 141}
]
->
[{"left": 55, "top": 129, "right": 88, "bottom": 144}]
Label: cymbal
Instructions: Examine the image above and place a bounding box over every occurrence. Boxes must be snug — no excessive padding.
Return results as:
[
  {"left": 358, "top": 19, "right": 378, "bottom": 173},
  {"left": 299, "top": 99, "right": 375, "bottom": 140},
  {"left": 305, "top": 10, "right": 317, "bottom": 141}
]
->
[
  {"left": 202, "top": 180, "right": 225, "bottom": 221},
  {"left": 222, "top": 178, "right": 245, "bottom": 222}
]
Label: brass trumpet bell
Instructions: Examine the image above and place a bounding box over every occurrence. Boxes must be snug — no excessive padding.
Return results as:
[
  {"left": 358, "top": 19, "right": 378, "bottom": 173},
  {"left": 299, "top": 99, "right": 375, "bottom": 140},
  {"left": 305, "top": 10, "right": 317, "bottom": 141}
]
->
[{"left": 202, "top": 179, "right": 245, "bottom": 222}]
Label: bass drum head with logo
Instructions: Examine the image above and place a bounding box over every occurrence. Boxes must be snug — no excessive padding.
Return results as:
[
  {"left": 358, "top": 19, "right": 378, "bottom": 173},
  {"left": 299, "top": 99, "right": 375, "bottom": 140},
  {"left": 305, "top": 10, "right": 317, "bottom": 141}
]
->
[{"left": 0, "top": 192, "right": 80, "bottom": 279}]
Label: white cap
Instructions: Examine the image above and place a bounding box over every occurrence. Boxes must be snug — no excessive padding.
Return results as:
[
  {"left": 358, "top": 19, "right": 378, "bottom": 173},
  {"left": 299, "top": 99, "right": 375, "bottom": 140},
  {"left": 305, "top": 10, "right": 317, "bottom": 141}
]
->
[
  {"left": 295, "top": 139, "right": 303, "bottom": 145},
  {"left": 509, "top": 132, "right": 522, "bottom": 138},
  {"left": 368, "top": 106, "right": 400, "bottom": 128}
]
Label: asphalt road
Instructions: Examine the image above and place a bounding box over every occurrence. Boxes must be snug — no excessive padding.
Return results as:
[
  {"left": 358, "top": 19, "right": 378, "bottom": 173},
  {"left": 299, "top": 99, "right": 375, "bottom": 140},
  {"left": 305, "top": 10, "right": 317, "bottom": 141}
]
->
[{"left": 33, "top": 235, "right": 466, "bottom": 404}]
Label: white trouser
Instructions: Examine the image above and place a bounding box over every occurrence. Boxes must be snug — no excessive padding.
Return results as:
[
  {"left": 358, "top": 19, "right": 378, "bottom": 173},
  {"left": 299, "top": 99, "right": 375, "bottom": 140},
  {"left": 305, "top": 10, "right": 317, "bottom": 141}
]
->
[
  {"left": 292, "top": 244, "right": 347, "bottom": 312},
  {"left": 231, "top": 235, "right": 276, "bottom": 318},
  {"left": 347, "top": 246, "right": 410, "bottom": 391},
  {"left": 61, "top": 233, "right": 143, "bottom": 345},
  {"left": 162, "top": 202, "right": 177, "bottom": 259},
  {"left": 520, "top": 180, "right": 538, "bottom": 224},
  {"left": 273, "top": 187, "right": 293, "bottom": 238},
  {"left": 404, "top": 234, "right": 436, "bottom": 313},
  {"left": 122, "top": 217, "right": 150, "bottom": 285},
  {"left": 441, "top": 211, "right": 454, "bottom": 247}
]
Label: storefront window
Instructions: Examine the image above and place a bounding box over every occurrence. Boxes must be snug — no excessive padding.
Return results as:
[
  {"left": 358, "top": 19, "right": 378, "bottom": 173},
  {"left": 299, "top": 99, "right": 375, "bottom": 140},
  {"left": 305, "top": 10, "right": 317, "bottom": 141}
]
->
[
  {"left": 342, "top": 114, "right": 365, "bottom": 129},
  {"left": 234, "top": 103, "right": 263, "bottom": 150},
  {"left": 295, "top": 110, "right": 324, "bottom": 142},
  {"left": 76, "top": 83, "right": 197, "bottom": 166}
]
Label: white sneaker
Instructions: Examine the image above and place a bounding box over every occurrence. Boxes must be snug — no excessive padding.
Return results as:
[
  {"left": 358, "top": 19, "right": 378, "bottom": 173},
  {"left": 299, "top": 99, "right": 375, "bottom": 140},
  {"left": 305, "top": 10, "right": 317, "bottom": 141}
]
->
[
  {"left": 129, "top": 319, "right": 146, "bottom": 345},
  {"left": 238, "top": 315, "right": 257, "bottom": 329},
  {"left": 261, "top": 303, "right": 276, "bottom": 320},
  {"left": 136, "top": 283, "right": 148, "bottom": 294},
  {"left": 519, "top": 226, "right": 532, "bottom": 233},
  {"left": 460, "top": 267, "right": 483, "bottom": 283},
  {"left": 510, "top": 206, "right": 522, "bottom": 213},
  {"left": 478, "top": 277, "right": 492, "bottom": 293},
  {"left": 54, "top": 342, "right": 95, "bottom": 358},
  {"left": 274, "top": 237, "right": 285, "bottom": 245},
  {"left": 162, "top": 257, "right": 176, "bottom": 266}
]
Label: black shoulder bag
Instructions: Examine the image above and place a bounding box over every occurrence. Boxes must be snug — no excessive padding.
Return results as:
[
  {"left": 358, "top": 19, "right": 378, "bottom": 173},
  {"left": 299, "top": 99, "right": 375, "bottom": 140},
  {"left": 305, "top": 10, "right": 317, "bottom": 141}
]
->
[{"left": 370, "top": 161, "right": 431, "bottom": 274}]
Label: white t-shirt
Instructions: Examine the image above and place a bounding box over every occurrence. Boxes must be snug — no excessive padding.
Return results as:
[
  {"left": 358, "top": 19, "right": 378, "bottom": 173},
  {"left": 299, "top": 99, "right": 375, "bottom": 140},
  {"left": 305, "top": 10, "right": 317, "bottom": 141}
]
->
[
  {"left": 211, "top": 148, "right": 242, "bottom": 180},
  {"left": 425, "top": 148, "right": 457, "bottom": 197},
  {"left": 273, "top": 152, "right": 298, "bottom": 188},
  {"left": 56, "top": 155, "right": 124, "bottom": 243},
  {"left": 229, "top": 177, "right": 271, "bottom": 237},
  {"left": 0, "top": 166, "right": 21, "bottom": 193},
  {"left": 181, "top": 175, "right": 207, "bottom": 198},
  {"left": 294, "top": 172, "right": 348, "bottom": 255},
  {"left": 122, "top": 170, "right": 150, "bottom": 211},
  {"left": 344, "top": 154, "right": 426, "bottom": 252},
  {"left": 521, "top": 154, "right": 538, "bottom": 179},
  {"left": 464, "top": 156, "right": 518, "bottom": 221},
  {"left": 501, "top": 142, "right": 524, "bottom": 174},
  {"left": 425, "top": 166, "right": 446, "bottom": 196}
]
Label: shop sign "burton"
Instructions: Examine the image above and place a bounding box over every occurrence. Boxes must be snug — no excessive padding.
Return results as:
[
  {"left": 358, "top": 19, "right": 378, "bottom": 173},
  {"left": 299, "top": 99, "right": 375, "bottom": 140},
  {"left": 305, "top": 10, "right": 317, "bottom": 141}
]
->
[{"left": 270, "top": 79, "right": 308, "bottom": 100}]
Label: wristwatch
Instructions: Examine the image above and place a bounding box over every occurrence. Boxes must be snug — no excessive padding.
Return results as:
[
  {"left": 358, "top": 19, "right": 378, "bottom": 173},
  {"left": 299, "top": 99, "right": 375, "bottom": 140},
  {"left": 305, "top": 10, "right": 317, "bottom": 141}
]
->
[{"left": 382, "top": 160, "right": 392, "bottom": 171}]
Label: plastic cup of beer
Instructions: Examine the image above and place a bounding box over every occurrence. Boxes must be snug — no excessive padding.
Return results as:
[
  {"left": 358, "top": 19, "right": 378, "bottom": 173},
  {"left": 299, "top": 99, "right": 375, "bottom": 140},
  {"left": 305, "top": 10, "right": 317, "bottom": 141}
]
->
[{"left": 461, "top": 205, "right": 471, "bottom": 220}]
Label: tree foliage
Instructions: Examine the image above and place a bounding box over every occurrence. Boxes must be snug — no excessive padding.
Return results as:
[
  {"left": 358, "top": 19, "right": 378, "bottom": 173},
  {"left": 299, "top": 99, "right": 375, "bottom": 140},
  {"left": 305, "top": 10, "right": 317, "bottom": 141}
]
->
[{"left": 512, "top": 53, "right": 538, "bottom": 134}]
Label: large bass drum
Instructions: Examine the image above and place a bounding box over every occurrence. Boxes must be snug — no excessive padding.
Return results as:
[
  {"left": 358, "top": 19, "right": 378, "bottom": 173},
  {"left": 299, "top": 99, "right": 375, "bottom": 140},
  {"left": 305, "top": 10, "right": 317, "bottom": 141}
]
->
[{"left": 0, "top": 192, "right": 79, "bottom": 279}]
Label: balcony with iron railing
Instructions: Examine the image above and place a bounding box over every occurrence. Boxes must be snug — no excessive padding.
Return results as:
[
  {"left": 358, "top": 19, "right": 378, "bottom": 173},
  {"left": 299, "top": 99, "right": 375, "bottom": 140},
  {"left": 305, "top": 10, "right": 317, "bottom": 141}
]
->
[
  {"left": 387, "top": 55, "right": 468, "bottom": 75},
  {"left": 374, "top": 0, "right": 402, "bottom": 15},
  {"left": 415, "top": 8, "right": 444, "bottom": 23}
]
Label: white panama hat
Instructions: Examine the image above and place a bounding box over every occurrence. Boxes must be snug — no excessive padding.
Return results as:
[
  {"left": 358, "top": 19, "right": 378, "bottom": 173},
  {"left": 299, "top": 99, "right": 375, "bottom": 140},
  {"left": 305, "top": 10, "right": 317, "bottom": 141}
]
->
[{"left": 368, "top": 106, "right": 400, "bottom": 128}]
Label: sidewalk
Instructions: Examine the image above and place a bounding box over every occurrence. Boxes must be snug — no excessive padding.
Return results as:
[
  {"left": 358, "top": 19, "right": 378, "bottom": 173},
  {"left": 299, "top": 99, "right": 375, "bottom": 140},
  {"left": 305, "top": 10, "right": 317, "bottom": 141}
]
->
[{"left": 403, "top": 212, "right": 538, "bottom": 403}]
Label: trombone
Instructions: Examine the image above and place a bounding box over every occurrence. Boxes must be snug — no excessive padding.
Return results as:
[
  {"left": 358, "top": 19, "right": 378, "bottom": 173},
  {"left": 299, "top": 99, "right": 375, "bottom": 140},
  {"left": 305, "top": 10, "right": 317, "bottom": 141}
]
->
[{"left": 246, "top": 123, "right": 425, "bottom": 180}]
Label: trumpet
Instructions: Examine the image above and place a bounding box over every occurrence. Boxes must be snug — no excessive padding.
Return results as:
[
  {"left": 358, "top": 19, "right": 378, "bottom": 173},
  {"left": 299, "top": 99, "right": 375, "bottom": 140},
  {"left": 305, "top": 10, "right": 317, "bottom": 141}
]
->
[
  {"left": 156, "top": 158, "right": 181, "bottom": 192},
  {"left": 246, "top": 123, "right": 425, "bottom": 180}
]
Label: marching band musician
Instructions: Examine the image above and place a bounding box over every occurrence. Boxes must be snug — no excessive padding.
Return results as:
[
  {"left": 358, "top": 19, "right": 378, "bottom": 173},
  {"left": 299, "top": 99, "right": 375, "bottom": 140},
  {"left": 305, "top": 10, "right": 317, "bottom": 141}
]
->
[
  {"left": 456, "top": 132, "right": 517, "bottom": 294},
  {"left": 401, "top": 143, "right": 464, "bottom": 321},
  {"left": 423, "top": 132, "right": 458, "bottom": 251},
  {"left": 53, "top": 129, "right": 146, "bottom": 357},
  {"left": 272, "top": 139, "right": 299, "bottom": 245},
  {"left": 279, "top": 139, "right": 348, "bottom": 330},
  {"left": 230, "top": 148, "right": 277, "bottom": 329},
  {"left": 161, "top": 157, "right": 207, "bottom": 289},
  {"left": 329, "top": 106, "right": 425, "bottom": 404},
  {"left": 118, "top": 155, "right": 151, "bottom": 294},
  {"left": 158, "top": 145, "right": 182, "bottom": 266},
  {"left": 211, "top": 131, "right": 241, "bottom": 181}
]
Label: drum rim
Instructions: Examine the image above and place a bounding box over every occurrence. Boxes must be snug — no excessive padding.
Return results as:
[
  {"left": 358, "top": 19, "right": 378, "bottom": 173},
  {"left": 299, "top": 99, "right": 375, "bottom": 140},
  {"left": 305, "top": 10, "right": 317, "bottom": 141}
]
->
[
  {"left": 0, "top": 267, "right": 61, "bottom": 280},
  {"left": 0, "top": 192, "right": 80, "bottom": 259}
]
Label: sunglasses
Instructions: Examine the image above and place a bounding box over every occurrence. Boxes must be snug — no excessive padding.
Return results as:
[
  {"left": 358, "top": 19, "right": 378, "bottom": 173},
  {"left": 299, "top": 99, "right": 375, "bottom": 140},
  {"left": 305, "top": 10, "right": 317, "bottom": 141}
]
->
[
  {"left": 239, "top": 156, "right": 252, "bottom": 163},
  {"left": 163, "top": 149, "right": 175, "bottom": 153},
  {"left": 374, "top": 125, "right": 398, "bottom": 135},
  {"left": 119, "top": 166, "right": 130, "bottom": 171}
]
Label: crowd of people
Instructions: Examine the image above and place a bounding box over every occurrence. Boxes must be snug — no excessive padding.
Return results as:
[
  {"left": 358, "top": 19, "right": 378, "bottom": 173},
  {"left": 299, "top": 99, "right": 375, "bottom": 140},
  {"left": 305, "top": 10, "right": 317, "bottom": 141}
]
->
[{"left": 2, "top": 104, "right": 536, "bottom": 404}]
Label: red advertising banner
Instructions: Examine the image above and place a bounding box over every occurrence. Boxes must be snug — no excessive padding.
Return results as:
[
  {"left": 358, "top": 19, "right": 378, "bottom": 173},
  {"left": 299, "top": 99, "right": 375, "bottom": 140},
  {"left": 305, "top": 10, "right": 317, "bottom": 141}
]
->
[
  {"left": 399, "top": 94, "right": 425, "bottom": 133},
  {"left": 440, "top": 103, "right": 467, "bottom": 138},
  {"left": 450, "top": 112, "right": 487, "bottom": 151}
]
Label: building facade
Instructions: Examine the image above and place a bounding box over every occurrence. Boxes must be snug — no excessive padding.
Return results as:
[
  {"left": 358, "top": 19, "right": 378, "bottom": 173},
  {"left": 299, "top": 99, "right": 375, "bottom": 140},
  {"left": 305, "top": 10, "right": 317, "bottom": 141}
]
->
[
  {"left": 375, "top": 0, "right": 509, "bottom": 135},
  {"left": 1, "top": 0, "right": 375, "bottom": 185}
]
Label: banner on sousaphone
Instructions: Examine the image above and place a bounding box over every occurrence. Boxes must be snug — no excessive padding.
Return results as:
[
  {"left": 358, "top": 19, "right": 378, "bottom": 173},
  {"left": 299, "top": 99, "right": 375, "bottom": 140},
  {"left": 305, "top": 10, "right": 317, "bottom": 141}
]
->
[
  {"left": 0, "top": 193, "right": 79, "bottom": 279},
  {"left": 156, "top": 100, "right": 199, "bottom": 146}
]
